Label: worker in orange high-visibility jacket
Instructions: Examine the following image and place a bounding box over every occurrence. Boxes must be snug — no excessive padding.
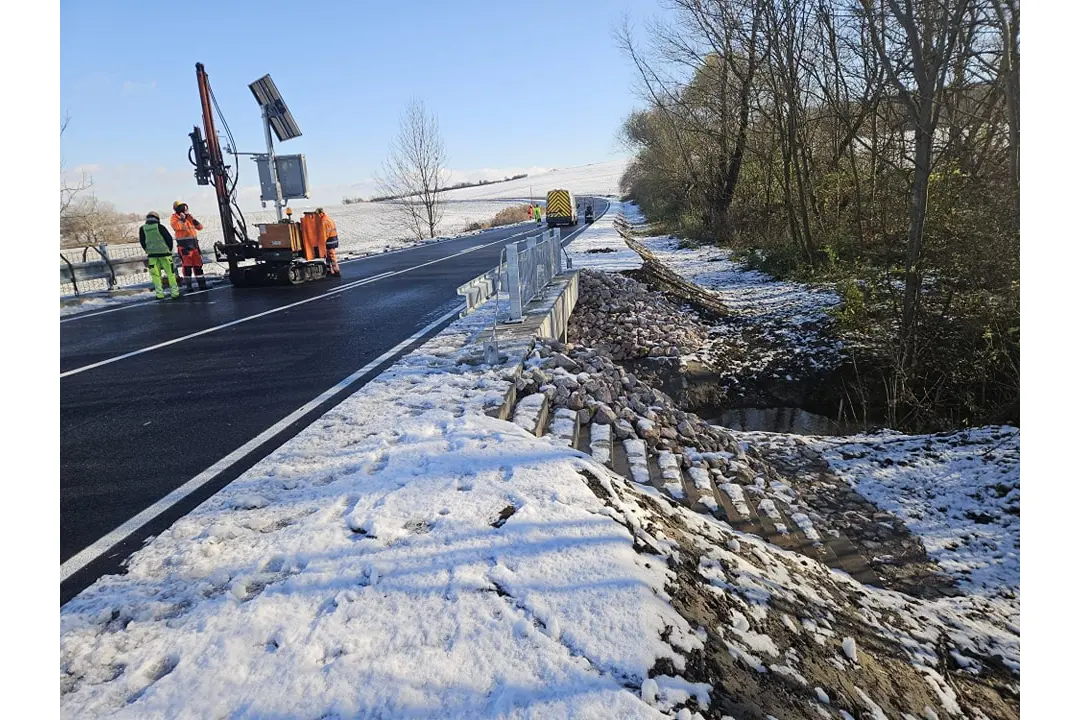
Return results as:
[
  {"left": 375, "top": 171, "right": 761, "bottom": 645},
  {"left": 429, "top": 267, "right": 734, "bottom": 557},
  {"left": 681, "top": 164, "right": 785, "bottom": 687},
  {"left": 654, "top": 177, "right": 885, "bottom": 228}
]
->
[
  {"left": 170, "top": 201, "right": 207, "bottom": 291},
  {"left": 316, "top": 208, "right": 341, "bottom": 277}
]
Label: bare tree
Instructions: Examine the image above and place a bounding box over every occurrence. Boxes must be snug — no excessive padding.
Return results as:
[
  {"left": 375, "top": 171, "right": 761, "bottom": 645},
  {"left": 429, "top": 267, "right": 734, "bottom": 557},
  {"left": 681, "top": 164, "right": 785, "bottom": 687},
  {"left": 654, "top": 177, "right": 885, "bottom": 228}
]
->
[
  {"left": 617, "top": 0, "right": 764, "bottom": 243},
  {"left": 60, "top": 197, "right": 130, "bottom": 249},
  {"left": 990, "top": 0, "right": 1019, "bottom": 196},
  {"left": 378, "top": 100, "right": 449, "bottom": 241},
  {"left": 60, "top": 115, "right": 93, "bottom": 220}
]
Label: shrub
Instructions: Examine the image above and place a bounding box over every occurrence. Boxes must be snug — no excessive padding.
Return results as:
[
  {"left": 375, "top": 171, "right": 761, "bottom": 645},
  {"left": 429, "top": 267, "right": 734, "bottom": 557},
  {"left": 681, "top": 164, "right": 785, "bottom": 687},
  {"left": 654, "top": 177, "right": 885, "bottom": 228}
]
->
[
  {"left": 489, "top": 204, "right": 533, "bottom": 227},
  {"left": 830, "top": 278, "right": 867, "bottom": 333}
]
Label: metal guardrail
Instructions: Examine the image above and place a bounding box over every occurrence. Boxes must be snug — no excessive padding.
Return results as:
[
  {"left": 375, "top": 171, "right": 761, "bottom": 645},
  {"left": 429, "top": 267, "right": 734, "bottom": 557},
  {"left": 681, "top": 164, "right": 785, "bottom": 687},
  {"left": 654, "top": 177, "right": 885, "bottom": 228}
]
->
[
  {"left": 455, "top": 228, "right": 571, "bottom": 322},
  {"left": 60, "top": 244, "right": 182, "bottom": 296},
  {"left": 456, "top": 262, "right": 507, "bottom": 318}
]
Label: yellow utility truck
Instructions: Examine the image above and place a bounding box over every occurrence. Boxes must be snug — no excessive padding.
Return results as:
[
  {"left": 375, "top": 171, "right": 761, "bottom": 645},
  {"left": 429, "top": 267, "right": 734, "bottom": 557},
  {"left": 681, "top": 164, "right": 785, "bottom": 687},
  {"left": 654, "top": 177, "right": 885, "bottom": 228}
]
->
[{"left": 545, "top": 189, "right": 578, "bottom": 227}]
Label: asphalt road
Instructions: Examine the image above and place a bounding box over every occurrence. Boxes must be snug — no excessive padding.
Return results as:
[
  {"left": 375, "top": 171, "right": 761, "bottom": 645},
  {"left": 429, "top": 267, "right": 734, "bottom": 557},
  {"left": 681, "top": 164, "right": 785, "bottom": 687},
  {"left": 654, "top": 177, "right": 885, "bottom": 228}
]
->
[{"left": 60, "top": 199, "right": 609, "bottom": 603}]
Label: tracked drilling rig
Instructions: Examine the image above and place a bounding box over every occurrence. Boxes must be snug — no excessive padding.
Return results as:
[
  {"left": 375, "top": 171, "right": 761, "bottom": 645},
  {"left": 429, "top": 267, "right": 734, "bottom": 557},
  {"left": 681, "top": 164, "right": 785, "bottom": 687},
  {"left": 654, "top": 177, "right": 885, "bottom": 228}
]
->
[{"left": 188, "top": 62, "right": 331, "bottom": 286}]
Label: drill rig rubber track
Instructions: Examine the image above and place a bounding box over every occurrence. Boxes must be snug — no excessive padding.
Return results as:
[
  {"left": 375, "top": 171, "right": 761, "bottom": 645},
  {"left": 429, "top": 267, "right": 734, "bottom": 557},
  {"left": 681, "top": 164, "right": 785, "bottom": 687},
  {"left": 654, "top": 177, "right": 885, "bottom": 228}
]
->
[{"left": 226, "top": 258, "right": 329, "bottom": 287}]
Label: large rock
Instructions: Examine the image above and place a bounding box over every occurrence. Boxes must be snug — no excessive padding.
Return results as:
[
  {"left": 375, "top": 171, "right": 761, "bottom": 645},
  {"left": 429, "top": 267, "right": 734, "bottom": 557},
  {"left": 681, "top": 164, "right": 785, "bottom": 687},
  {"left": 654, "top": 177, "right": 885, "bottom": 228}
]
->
[
  {"left": 551, "top": 352, "right": 579, "bottom": 371},
  {"left": 593, "top": 404, "right": 618, "bottom": 425},
  {"left": 613, "top": 419, "right": 635, "bottom": 440},
  {"left": 676, "top": 420, "right": 697, "bottom": 438}
]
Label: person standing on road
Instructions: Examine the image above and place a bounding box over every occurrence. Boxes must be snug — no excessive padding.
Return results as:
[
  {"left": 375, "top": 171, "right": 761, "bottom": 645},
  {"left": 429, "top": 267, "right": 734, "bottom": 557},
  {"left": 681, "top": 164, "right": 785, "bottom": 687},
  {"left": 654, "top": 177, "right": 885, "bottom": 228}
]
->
[
  {"left": 533, "top": 205, "right": 542, "bottom": 224},
  {"left": 139, "top": 211, "right": 180, "bottom": 300},
  {"left": 170, "top": 201, "right": 207, "bottom": 292},
  {"left": 316, "top": 207, "right": 341, "bottom": 277}
]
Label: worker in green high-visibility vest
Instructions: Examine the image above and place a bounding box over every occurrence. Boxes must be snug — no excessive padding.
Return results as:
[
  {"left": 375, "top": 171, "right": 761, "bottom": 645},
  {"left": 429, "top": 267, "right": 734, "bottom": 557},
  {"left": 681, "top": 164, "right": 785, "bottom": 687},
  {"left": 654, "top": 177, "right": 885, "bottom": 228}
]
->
[{"left": 138, "top": 211, "right": 180, "bottom": 300}]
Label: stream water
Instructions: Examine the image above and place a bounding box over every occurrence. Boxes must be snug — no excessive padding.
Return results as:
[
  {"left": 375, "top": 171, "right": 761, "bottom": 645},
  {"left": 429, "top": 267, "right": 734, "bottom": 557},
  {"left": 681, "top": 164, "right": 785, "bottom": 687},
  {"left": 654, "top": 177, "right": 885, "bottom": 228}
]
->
[{"left": 710, "top": 407, "right": 870, "bottom": 436}]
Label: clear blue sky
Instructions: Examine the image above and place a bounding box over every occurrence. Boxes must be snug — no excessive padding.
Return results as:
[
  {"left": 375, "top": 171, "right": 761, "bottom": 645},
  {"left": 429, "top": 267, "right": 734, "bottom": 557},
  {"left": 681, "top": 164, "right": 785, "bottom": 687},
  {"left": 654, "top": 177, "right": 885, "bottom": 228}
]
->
[{"left": 61, "top": 0, "right": 661, "bottom": 211}]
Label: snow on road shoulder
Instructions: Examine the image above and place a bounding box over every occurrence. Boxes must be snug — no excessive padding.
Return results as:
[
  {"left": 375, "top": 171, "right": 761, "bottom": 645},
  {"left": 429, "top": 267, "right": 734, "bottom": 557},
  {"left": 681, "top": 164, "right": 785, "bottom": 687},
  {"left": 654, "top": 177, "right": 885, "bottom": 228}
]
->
[
  {"left": 61, "top": 288, "right": 164, "bottom": 317},
  {"left": 60, "top": 299, "right": 697, "bottom": 719},
  {"left": 811, "top": 426, "right": 1020, "bottom": 609},
  {"left": 565, "top": 201, "right": 644, "bottom": 272}
]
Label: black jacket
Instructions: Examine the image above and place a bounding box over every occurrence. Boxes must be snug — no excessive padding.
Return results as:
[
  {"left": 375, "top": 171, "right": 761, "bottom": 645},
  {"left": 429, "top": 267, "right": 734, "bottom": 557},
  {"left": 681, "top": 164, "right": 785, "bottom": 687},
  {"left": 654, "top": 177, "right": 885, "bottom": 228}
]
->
[{"left": 138, "top": 219, "right": 175, "bottom": 258}]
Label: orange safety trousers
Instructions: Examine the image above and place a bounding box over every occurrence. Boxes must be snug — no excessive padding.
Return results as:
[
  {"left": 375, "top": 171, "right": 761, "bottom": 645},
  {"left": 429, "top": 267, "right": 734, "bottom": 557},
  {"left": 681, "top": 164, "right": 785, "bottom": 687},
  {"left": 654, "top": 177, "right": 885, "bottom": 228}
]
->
[{"left": 179, "top": 247, "right": 203, "bottom": 269}]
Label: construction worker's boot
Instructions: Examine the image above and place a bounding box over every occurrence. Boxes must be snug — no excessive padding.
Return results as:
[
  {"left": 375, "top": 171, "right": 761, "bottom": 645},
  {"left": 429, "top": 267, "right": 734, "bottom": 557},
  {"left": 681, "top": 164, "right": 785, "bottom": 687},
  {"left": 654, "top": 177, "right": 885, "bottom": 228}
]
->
[
  {"left": 185, "top": 276, "right": 194, "bottom": 293},
  {"left": 197, "top": 276, "right": 208, "bottom": 290}
]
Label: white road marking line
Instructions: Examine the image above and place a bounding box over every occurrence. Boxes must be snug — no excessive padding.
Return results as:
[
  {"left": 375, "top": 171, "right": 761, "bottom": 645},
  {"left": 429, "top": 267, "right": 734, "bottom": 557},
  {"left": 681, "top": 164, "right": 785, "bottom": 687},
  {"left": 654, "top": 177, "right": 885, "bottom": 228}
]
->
[
  {"left": 60, "top": 302, "right": 465, "bottom": 584},
  {"left": 59, "top": 229, "right": 531, "bottom": 379}
]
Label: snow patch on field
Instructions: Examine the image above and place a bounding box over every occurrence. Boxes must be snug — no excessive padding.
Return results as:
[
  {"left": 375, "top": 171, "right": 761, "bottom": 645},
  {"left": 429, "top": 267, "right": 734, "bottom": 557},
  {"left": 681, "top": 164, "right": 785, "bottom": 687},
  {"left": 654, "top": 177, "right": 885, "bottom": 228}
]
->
[{"left": 441, "top": 159, "right": 628, "bottom": 202}]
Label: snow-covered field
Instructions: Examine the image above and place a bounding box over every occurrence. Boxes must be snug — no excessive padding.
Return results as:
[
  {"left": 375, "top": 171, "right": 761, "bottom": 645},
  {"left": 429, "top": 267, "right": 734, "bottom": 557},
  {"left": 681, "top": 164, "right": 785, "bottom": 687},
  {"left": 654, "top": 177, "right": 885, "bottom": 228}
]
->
[
  {"left": 62, "top": 160, "right": 628, "bottom": 300},
  {"left": 441, "top": 159, "right": 627, "bottom": 202},
  {"left": 177, "top": 199, "right": 533, "bottom": 261}
]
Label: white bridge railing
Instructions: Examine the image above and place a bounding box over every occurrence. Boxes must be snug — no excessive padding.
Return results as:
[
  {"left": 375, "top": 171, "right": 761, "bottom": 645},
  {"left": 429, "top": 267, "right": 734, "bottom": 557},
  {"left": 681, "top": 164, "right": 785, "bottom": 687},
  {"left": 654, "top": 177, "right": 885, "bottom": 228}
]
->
[{"left": 456, "top": 228, "right": 570, "bottom": 323}]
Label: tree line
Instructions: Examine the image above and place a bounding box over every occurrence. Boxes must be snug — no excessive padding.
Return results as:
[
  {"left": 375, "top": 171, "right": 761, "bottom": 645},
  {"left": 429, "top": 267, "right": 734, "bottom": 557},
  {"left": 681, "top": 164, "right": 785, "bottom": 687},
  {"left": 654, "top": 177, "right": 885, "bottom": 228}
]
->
[{"left": 618, "top": 0, "right": 1019, "bottom": 431}]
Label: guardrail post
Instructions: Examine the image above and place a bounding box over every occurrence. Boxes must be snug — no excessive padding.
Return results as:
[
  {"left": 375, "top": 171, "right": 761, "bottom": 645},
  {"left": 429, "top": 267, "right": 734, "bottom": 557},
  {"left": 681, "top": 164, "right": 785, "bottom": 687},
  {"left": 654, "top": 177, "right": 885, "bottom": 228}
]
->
[
  {"left": 506, "top": 240, "right": 523, "bottom": 322},
  {"left": 60, "top": 253, "right": 78, "bottom": 296}
]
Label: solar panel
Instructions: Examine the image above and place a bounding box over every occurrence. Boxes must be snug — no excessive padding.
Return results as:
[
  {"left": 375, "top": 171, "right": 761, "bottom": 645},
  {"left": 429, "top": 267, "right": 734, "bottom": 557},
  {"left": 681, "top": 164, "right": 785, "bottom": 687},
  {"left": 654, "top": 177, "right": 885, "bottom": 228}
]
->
[{"left": 248, "top": 74, "right": 302, "bottom": 142}]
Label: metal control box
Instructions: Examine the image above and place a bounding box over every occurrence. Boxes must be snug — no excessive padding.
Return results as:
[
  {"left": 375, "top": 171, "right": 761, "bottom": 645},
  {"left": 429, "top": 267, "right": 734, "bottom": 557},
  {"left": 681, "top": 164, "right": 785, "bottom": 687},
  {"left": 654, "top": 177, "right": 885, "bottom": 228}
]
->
[{"left": 253, "top": 153, "right": 309, "bottom": 202}]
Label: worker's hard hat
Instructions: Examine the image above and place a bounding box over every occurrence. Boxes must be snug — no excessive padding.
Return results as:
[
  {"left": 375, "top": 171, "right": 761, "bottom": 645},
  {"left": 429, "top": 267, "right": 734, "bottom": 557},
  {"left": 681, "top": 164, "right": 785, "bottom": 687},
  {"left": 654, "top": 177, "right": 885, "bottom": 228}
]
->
[
  {"left": 146, "top": 210, "right": 160, "bottom": 220},
  {"left": 173, "top": 200, "right": 186, "bottom": 210}
]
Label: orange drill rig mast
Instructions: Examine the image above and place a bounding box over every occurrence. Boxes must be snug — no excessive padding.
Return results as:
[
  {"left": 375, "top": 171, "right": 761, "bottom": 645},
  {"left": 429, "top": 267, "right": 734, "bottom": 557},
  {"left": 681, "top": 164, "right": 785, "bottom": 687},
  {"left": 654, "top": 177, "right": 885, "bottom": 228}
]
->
[
  {"left": 188, "top": 62, "right": 329, "bottom": 286},
  {"left": 191, "top": 62, "right": 242, "bottom": 248}
]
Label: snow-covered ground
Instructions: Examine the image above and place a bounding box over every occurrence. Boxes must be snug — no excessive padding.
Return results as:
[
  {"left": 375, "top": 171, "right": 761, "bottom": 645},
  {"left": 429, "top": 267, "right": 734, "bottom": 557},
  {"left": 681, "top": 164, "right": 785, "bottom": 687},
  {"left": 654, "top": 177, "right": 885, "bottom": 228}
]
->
[
  {"left": 169, "top": 199, "right": 533, "bottom": 261},
  {"left": 812, "top": 427, "right": 1020, "bottom": 607},
  {"left": 61, "top": 280, "right": 1019, "bottom": 718},
  {"left": 564, "top": 200, "right": 643, "bottom": 272},
  {"left": 62, "top": 159, "right": 628, "bottom": 299},
  {"left": 155, "top": 160, "right": 626, "bottom": 259}
]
